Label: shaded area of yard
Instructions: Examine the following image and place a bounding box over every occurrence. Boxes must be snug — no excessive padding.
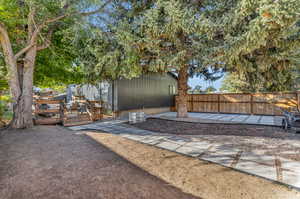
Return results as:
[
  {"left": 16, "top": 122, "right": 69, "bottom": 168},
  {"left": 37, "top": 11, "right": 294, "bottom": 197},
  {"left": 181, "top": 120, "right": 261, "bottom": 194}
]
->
[{"left": 0, "top": 126, "right": 198, "bottom": 199}]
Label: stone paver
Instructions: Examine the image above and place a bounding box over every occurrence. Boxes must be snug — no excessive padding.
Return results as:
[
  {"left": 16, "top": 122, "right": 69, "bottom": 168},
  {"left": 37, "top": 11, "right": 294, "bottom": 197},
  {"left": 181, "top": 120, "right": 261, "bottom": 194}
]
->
[
  {"left": 201, "top": 152, "right": 235, "bottom": 166},
  {"left": 69, "top": 120, "right": 300, "bottom": 190},
  {"left": 176, "top": 146, "right": 203, "bottom": 157},
  {"left": 156, "top": 141, "right": 181, "bottom": 151},
  {"left": 280, "top": 158, "right": 300, "bottom": 188},
  {"left": 151, "top": 112, "right": 282, "bottom": 126},
  {"left": 236, "top": 152, "right": 277, "bottom": 180}
]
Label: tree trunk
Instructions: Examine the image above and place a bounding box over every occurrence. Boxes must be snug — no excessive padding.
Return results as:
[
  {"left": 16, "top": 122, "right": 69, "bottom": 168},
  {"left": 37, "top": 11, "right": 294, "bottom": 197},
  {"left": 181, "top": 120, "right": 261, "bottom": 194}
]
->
[
  {"left": 177, "top": 65, "right": 189, "bottom": 118},
  {"left": 10, "top": 47, "right": 36, "bottom": 129}
]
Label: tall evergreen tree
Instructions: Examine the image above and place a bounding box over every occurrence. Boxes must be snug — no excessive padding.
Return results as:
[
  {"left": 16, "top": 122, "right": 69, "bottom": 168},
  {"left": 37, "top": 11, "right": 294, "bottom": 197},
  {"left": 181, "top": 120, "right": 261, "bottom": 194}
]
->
[
  {"left": 86, "top": 0, "right": 223, "bottom": 117},
  {"left": 209, "top": 0, "right": 300, "bottom": 92}
]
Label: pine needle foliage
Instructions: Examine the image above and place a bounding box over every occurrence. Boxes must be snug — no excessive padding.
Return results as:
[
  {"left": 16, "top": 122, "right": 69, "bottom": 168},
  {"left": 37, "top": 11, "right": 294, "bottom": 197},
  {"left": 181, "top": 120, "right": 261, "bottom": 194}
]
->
[{"left": 210, "top": 0, "right": 300, "bottom": 91}]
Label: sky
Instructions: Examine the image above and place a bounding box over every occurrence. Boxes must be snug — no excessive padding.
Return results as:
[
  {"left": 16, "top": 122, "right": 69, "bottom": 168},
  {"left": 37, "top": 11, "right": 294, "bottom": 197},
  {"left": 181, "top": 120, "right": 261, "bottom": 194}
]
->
[{"left": 188, "top": 76, "right": 224, "bottom": 91}]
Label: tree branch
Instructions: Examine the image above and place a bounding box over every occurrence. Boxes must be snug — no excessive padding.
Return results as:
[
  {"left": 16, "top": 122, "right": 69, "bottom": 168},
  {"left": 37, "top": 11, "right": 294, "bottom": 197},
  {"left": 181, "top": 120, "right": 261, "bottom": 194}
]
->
[
  {"left": 15, "top": 43, "right": 35, "bottom": 59},
  {"left": 29, "top": 0, "right": 112, "bottom": 47},
  {"left": 37, "top": 42, "right": 50, "bottom": 51},
  {"left": 37, "top": 30, "right": 53, "bottom": 51},
  {"left": 0, "top": 23, "right": 22, "bottom": 101},
  {"left": 27, "top": 6, "right": 36, "bottom": 41},
  {"left": 0, "top": 23, "right": 16, "bottom": 62}
]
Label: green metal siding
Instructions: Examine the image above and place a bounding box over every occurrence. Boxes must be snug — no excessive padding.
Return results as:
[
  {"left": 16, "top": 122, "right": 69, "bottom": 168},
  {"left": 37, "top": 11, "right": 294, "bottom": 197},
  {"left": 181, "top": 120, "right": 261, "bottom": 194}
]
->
[{"left": 115, "top": 73, "right": 177, "bottom": 111}]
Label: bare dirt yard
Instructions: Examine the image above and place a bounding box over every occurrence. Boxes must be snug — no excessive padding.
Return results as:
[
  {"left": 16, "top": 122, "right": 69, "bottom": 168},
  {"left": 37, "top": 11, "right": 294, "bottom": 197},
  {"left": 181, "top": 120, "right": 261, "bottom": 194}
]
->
[{"left": 0, "top": 126, "right": 198, "bottom": 199}]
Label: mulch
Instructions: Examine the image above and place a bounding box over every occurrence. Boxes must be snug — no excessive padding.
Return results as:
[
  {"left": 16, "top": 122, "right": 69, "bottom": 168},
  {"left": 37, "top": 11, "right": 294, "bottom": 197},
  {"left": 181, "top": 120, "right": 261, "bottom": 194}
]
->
[
  {"left": 132, "top": 118, "right": 300, "bottom": 139},
  {"left": 0, "top": 125, "right": 198, "bottom": 199},
  {"left": 132, "top": 118, "right": 300, "bottom": 161}
]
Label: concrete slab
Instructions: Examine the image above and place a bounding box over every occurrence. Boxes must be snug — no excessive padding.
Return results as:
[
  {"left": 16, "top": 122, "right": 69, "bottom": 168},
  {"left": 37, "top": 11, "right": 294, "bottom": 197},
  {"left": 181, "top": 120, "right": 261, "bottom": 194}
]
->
[
  {"left": 280, "top": 158, "right": 300, "bottom": 188},
  {"left": 176, "top": 146, "right": 203, "bottom": 157},
  {"left": 236, "top": 152, "right": 276, "bottom": 180},
  {"left": 151, "top": 112, "right": 282, "bottom": 126},
  {"left": 236, "top": 160, "right": 277, "bottom": 180},
  {"left": 214, "top": 146, "right": 241, "bottom": 156},
  {"left": 80, "top": 124, "right": 99, "bottom": 129},
  {"left": 120, "top": 134, "right": 132, "bottom": 138},
  {"left": 220, "top": 116, "right": 236, "bottom": 121},
  {"left": 68, "top": 126, "right": 85, "bottom": 130},
  {"left": 201, "top": 153, "right": 235, "bottom": 166},
  {"left": 127, "top": 135, "right": 149, "bottom": 142},
  {"left": 240, "top": 152, "right": 274, "bottom": 164},
  {"left": 139, "top": 136, "right": 161, "bottom": 144},
  {"left": 166, "top": 136, "right": 192, "bottom": 145},
  {"left": 156, "top": 141, "right": 181, "bottom": 151},
  {"left": 184, "top": 141, "right": 212, "bottom": 150}
]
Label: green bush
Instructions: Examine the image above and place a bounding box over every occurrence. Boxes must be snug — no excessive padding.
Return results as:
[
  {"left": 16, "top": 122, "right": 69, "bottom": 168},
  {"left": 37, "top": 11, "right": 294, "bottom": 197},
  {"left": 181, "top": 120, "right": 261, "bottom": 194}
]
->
[{"left": 0, "top": 95, "right": 12, "bottom": 125}]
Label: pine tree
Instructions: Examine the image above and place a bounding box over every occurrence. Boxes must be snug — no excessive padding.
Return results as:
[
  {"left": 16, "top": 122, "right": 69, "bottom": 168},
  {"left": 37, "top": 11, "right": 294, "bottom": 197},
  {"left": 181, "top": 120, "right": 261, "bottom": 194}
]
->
[
  {"left": 210, "top": 0, "right": 300, "bottom": 92},
  {"left": 106, "top": 0, "right": 223, "bottom": 117}
]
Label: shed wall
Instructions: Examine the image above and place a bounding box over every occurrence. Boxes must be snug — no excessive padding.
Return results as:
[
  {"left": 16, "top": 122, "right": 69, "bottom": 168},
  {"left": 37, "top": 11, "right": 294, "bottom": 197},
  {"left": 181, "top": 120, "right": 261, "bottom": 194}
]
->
[{"left": 115, "top": 73, "right": 177, "bottom": 111}]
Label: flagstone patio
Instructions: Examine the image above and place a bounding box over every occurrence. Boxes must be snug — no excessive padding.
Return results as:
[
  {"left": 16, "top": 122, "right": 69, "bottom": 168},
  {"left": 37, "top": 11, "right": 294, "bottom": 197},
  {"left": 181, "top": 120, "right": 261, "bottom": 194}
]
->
[{"left": 69, "top": 119, "right": 300, "bottom": 190}]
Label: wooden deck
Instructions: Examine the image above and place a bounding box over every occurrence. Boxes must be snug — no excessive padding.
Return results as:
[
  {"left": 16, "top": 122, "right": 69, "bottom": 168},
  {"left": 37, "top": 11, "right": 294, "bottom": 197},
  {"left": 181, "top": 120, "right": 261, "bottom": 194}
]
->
[{"left": 33, "top": 96, "right": 103, "bottom": 126}]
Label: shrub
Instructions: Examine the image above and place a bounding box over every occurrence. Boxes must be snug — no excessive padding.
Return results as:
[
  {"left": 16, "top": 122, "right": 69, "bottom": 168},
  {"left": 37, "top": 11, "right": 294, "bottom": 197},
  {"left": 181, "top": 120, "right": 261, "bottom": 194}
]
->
[{"left": 0, "top": 95, "right": 12, "bottom": 126}]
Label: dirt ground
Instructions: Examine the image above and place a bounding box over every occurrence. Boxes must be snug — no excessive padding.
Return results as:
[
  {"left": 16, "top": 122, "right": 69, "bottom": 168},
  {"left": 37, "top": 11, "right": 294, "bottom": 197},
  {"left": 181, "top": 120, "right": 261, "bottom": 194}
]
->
[
  {"left": 0, "top": 126, "right": 198, "bottom": 199},
  {"left": 87, "top": 132, "right": 300, "bottom": 199},
  {"left": 132, "top": 118, "right": 300, "bottom": 139}
]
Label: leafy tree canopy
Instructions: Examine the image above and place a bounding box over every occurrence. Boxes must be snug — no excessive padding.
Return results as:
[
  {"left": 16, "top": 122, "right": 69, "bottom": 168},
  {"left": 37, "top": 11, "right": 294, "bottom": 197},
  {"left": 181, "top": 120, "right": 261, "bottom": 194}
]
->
[
  {"left": 34, "top": 27, "right": 86, "bottom": 88},
  {"left": 0, "top": 0, "right": 108, "bottom": 88}
]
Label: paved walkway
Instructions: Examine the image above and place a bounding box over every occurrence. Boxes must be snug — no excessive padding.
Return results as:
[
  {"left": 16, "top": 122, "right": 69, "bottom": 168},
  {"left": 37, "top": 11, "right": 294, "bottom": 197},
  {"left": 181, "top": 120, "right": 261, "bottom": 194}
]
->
[
  {"left": 152, "top": 112, "right": 283, "bottom": 126},
  {"left": 69, "top": 120, "right": 300, "bottom": 190}
]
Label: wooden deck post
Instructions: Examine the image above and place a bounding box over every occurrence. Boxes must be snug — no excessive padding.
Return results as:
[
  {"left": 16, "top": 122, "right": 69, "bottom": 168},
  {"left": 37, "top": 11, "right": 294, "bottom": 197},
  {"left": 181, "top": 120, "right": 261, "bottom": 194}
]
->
[{"left": 250, "top": 94, "right": 254, "bottom": 115}]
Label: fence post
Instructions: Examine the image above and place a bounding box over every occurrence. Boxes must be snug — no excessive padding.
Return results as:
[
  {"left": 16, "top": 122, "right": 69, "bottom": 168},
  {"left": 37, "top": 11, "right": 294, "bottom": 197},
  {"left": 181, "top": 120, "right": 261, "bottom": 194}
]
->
[
  {"left": 191, "top": 94, "right": 193, "bottom": 112},
  {"left": 250, "top": 94, "right": 253, "bottom": 115},
  {"left": 217, "top": 94, "right": 220, "bottom": 113}
]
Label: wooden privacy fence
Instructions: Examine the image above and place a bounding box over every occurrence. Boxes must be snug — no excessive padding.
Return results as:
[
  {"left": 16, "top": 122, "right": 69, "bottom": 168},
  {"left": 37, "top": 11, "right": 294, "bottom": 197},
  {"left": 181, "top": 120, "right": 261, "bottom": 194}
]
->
[{"left": 175, "top": 92, "right": 300, "bottom": 116}]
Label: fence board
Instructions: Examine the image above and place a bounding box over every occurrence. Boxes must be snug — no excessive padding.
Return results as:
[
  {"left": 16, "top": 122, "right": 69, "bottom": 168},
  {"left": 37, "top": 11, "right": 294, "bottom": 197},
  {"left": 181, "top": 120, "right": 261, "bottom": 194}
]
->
[{"left": 175, "top": 92, "right": 298, "bottom": 116}]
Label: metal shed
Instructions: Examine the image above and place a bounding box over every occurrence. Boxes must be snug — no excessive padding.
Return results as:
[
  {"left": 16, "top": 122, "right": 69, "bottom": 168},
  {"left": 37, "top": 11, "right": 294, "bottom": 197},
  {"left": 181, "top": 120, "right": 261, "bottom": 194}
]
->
[
  {"left": 67, "top": 73, "right": 178, "bottom": 116},
  {"left": 113, "top": 73, "right": 177, "bottom": 114}
]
